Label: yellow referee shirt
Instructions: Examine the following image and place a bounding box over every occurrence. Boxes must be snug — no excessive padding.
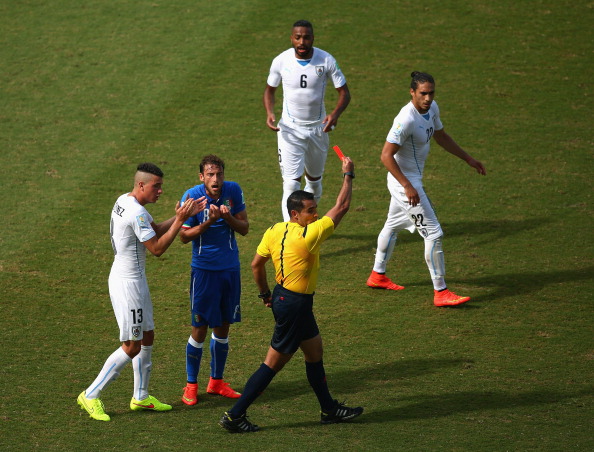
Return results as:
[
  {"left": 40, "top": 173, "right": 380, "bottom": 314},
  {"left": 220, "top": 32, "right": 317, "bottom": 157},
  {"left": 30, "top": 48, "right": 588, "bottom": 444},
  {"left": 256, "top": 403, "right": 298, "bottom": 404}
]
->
[{"left": 256, "top": 216, "right": 335, "bottom": 294}]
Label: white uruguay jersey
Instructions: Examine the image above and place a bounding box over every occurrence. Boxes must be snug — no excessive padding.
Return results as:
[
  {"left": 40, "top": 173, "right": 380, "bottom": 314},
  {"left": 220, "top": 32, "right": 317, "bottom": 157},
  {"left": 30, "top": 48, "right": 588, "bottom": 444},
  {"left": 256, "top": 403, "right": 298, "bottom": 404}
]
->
[
  {"left": 267, "top": 47, "right": 347, "bottom": 126},
  {"left": 386, "top": 101, "right": 444, "bottom": 186},
  {"left": 110, "top": 193, "right": 156, "bottom": 279}
]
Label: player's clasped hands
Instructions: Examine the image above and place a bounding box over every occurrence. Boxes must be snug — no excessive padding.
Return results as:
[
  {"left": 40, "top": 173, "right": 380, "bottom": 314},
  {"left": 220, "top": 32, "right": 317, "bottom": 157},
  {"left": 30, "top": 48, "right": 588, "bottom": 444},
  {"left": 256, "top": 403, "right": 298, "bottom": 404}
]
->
[
  {"left": 219, "top": 204, "right": 233, "bottom": 221},
  {"left": 177, "top": 196, "right": 207, "bottom": 221}
]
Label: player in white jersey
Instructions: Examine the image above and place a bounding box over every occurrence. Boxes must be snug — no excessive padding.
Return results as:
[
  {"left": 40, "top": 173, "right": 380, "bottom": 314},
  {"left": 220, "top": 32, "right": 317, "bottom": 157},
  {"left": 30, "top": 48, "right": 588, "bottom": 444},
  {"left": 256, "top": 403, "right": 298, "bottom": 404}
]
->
[
  {"left": 77, "top": 163, "right": 205, "bottom": 421},
  {"left": 264, "top": 20, "right": 351, "bottom": 221},
  {"left": 367, "top": 72, "right": 486, "bottom": 307}
]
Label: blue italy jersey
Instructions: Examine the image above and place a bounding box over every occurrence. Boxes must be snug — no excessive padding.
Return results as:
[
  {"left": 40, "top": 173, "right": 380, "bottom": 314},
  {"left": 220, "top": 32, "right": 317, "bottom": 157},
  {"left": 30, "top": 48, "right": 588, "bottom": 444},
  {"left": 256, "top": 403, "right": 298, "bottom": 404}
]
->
[{"left": 181, "top": 181, "right": 245, "bottom": 271}]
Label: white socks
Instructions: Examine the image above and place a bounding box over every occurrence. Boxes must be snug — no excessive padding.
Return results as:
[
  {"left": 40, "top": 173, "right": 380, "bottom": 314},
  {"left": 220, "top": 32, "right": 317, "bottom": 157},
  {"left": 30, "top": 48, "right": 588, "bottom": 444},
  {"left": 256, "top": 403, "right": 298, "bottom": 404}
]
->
[
  {"left": 281, "top": 179, "right": 301, "bottom": 221},
  {"left": 132, "top": 345, "right": 153, "bottom": 401},
  {"left": 85, "top": 347, "right": 131, "bottom": 399},
  {"left": 425, "top": 238, "right": 446, "bottom": 290},
  {"left": 304, "top": 177, "right": 323, "bottom": 204},
  {"left": 373, "top": 229, "right": 398, "bottom": 274}
]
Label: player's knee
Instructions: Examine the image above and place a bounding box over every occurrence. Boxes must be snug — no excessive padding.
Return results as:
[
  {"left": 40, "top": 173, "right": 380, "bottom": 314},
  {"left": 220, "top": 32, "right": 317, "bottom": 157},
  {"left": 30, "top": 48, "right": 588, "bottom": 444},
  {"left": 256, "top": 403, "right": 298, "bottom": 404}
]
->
[
  {"left": 304, "top": 176, "right": 323, "bottom": 200},
  {"left": 283, "top": 178, "right": 301, "bottom": 194},
  {"left": 122, "top": 340, "right": 142, "bottom": 358}
]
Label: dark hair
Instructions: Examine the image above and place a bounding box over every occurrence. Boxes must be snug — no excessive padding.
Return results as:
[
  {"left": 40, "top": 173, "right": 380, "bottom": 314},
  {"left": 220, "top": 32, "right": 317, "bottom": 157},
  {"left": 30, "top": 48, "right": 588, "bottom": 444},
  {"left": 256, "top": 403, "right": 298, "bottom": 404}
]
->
[
  {"left": 199, "top": 154, "right": 225, "bottom": 174},
  {"left": 136, "top": 162, "right": 163, "bottom": 177},
  {"left": 293, "top": 20, "right": 313, "bottom": 33},
  {"left": 410, "top": 71, "right": 435, "bottom": 90},
  {"left": 287, "top": 190, "right": 314, "bottom": 216}
]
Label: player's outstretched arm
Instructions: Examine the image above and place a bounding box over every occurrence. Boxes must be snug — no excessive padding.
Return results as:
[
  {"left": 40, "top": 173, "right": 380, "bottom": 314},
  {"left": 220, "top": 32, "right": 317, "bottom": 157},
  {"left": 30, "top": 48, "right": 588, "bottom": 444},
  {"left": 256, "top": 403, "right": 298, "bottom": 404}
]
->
[
  {"left": 144, "top": 198, "right": 202, "bottom": 257},
  {"left": 324, "top": 156, "right": 354, "bottom": 228},
  {"left": 433, "top": 129, "right": 486, "bottom": 175}
]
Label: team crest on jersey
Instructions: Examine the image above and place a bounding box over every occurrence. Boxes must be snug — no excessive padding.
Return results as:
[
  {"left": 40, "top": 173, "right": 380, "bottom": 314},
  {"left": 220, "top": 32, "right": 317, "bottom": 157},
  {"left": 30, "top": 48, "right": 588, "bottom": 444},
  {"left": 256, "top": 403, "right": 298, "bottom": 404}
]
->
[
  {"left": 392, "top": 122, "right": 403, "bottom": 140},
  {"left": 132, "top": 326, "right": 141, "bottom": 338},
  {"left": 224, "top": 199, "right": 233, "bottom": 208},
  {"left": 315, "top": 66, "right": 324, "bottom": 77},
  {"left": 136, "top": 214, "right": 150, "bottom": 230}
]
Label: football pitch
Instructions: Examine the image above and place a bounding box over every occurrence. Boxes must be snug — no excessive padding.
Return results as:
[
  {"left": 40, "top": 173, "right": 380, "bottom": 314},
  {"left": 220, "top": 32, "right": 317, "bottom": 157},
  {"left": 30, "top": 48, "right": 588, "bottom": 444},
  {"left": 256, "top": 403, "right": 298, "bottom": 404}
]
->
[{"left": 0, "top": 0, "right": 592, "bottom": 450}]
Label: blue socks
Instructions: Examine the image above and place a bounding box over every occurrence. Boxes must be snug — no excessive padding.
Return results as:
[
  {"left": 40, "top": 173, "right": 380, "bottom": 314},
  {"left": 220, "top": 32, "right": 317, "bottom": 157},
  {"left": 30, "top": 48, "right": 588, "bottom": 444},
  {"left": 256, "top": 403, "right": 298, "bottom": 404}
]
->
[
  {"left": 210, "top": 333, "right": 229, "bottom": 379},
  {"left": 185, "top": 337, "right": 203, "bottom": 384}
]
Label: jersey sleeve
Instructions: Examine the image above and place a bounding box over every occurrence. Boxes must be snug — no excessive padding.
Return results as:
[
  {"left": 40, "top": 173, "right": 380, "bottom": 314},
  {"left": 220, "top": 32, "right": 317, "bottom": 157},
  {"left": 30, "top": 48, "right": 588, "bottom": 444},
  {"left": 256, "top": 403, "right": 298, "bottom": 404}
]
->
[
  {"left": 266, "top": 54, "right": 282, "bottom": 87},
  {"left": 304, "top": 216, "right": 334, "bottom": 253},
  {"left": 386, "top": 115, "right": 412, "bottom": 146},
  {"left": 256, "top": 226, "right": 273, "bottom": 258},
  {"left": 432, "top": 101, "right": 444, "bottom": 130},
  {"left": 327, "top": 55, "right": 347, "bottom": 88},
  {"left": 181, "top": 189, "right": 197, "bottom": 229},
  {"left": 230, "top": 183, "right": 246, "bottom": 216},
  {"left": 134, "top": 208, "right": 156, "bottom": 243}
]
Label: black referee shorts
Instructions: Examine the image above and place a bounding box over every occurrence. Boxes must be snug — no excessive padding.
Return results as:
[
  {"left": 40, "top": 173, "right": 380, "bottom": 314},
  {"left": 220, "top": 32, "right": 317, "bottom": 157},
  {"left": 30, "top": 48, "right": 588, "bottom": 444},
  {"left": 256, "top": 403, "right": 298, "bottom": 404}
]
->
[{"left": 270, "top": 285, "right": 319, "bottom": 354}]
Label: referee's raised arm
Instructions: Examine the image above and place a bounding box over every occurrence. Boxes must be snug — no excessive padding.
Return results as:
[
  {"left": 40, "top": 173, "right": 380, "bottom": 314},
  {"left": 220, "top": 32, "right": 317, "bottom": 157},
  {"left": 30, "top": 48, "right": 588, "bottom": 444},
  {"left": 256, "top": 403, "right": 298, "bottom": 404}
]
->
[{"left": 324, "top": 156, "right": 354, "bottom": 228}]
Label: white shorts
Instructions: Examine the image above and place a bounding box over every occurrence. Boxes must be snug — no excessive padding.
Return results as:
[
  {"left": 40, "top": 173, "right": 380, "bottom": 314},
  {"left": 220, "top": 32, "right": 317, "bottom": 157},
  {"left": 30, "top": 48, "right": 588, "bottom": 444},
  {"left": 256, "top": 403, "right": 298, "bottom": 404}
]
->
[
  {"left": 277, "top": 119, "right": 329, "bottom": 180},
  {"left": 108, "top": 271, "right": 154, "bottom": 342},
  {"left": 384, "top": 176, "right": 443, "bottom": 241}
]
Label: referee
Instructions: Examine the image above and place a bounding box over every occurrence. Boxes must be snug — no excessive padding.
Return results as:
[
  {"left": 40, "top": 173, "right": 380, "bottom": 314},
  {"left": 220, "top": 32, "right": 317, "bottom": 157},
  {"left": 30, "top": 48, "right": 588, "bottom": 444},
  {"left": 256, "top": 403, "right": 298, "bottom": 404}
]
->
[{"left": 219, "top": 155, "right": 363, "bottom": 433}]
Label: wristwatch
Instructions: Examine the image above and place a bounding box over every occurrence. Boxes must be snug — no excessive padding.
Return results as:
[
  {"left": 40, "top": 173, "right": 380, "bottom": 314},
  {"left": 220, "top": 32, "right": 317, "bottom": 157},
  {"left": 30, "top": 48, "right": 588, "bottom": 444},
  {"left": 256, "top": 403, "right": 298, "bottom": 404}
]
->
[
  {"left": 258, "top": 290, "right": 271, "bottom": 299},
  {"left": 343, "top": 171, "right": 355, "bottom": 178}
]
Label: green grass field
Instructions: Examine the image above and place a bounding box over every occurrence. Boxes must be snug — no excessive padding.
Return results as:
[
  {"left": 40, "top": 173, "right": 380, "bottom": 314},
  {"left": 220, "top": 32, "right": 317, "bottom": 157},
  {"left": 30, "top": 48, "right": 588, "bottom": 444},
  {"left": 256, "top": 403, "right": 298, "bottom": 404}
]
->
[{"left": 1, "top": 0, "right": 592, "bottom": 450}]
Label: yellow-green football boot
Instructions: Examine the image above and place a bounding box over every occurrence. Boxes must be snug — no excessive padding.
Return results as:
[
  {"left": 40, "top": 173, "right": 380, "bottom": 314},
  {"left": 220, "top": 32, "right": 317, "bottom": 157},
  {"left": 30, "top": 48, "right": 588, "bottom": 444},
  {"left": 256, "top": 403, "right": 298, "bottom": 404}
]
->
[
  {"left": 130, "top": 395, "right": 172, "bottom": 411},
  {"left": 77, "top": 391, "right": 110, "bottom": 421}
]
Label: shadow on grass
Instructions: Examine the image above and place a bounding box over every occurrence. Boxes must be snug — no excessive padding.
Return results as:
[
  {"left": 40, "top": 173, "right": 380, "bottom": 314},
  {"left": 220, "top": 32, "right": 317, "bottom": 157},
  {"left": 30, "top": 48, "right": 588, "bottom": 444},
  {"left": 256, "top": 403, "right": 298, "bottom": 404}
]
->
[
  {"left": 264, "top": 386, "right": 594, "bottom": 431},
  {"left": 367, "top": 386, "right": 594, "bottom": 422},
  {"left": 206, "top": 357, "right": 473, "bottom": 408},
  {"left": 440, "top": 217, "right": 551, "bottom": 244},
  {"left": 453, "top": 265, "right": 594, "bottom": 303}
]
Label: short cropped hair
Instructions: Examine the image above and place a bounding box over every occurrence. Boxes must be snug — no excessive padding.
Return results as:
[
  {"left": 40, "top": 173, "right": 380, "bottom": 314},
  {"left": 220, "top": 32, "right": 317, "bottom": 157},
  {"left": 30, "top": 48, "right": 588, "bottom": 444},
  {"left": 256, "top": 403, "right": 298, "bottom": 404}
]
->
[
  {"left": 410, "top": 71, "right": 435, "bottom": 90},
  {"left": 199, "top": 154, "right": 225, "bottom": 174},
  {"left": 293, "top": 20, "right": 313, "bottom": 33},
  {"left": 287, "top": 190, "right": 314, "bottom": 216},
  {"left": 137, "top": 162, "right": 164, "bottom": 178}
]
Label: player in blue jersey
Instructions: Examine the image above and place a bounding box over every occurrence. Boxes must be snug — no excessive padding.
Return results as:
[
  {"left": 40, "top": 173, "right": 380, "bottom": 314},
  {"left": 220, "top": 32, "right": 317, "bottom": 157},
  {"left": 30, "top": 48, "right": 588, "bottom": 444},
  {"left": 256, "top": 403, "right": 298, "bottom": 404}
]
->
[{"left": 180, "top": 155, "right": 249, "bottom": 405}]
